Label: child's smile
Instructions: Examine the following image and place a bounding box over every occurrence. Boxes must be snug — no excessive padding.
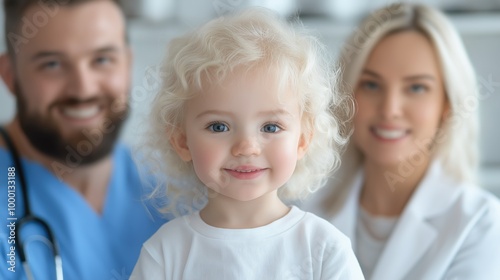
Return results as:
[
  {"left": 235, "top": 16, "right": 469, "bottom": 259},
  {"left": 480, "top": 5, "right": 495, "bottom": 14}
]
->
[{"left": 223, "top": 165, "right": 269, "bottom": 180}]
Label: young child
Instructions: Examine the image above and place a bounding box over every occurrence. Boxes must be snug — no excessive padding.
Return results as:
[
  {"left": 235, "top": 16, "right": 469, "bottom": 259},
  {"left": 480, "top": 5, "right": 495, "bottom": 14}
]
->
[{"left": 131, "top": 8, "right": 364, "bottom": 280}]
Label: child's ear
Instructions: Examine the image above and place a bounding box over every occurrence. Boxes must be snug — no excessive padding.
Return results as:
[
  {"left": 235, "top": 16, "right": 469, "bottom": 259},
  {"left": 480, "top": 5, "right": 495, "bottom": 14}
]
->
[
  {"left": 297, "top": 131, "right": 312, "bottom": 160},
  {"left": 170, "top": 128, "right": 192, "bottom": 162}
]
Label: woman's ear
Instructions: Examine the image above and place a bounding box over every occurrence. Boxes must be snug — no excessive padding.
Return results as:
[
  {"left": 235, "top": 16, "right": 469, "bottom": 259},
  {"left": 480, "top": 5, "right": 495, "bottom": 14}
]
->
[
  {"left": 444, "top": 102, "right": 451, "bottom": 119},
  {"left": 170, "top": 128, "right": 192, "bottom": 162},
  {"left": 442, "top": 96, "right": 451, "bottom": 123},
  {"left": 0, "top": 54, "right": 15, "bottom": 93}
]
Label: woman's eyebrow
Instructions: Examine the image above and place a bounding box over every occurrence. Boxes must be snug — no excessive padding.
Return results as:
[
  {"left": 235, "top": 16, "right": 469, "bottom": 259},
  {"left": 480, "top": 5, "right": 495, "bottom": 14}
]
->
[
  {"left": 361, "top": 69, "right": 436, "bottom": 82},
  {"left": 403, "top": 74, "right": 436, "bottom": 81},
  {"left": 360, "top": 69, "right": 382, "bottom": 79}
]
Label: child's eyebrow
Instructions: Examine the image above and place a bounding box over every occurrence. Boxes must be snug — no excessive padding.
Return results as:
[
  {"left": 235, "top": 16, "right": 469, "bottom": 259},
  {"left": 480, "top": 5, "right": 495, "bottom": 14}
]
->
[
  {"left": 195, "top": 109, "right": 294, "bottom": 119},
  {"left": 257, "top": 109, "right": 295, "bottom": 118},
  {"left": 195, "top": 110, "right": 234, "bottom": 119}
]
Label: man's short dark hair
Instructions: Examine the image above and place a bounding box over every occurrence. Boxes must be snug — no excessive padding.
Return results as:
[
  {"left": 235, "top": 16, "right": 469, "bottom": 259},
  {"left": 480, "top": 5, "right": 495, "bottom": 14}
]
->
[{"left": 3, "top": 0, "right": 124, "bottom": 58}]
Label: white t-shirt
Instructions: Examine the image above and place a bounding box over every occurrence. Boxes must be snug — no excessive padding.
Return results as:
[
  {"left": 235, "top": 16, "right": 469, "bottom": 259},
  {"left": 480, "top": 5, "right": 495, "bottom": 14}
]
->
[
  {"left": 130, "top": 206, "right": 365, "bottom": 280},
  {"left": 355, "top": 207, "right": 398, "bottom": 279}
]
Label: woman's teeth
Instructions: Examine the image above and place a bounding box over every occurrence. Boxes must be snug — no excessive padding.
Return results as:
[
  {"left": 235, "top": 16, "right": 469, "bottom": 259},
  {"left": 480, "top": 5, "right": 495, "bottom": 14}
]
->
[{"left": 373, "top": 128, "right": 407, "bottom": 139}]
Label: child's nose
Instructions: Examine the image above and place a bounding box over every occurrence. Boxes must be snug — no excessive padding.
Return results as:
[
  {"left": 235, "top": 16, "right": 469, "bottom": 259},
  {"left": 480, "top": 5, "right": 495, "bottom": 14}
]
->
[{"left": 231, "top": 135, "right": 261, "bottom": 157}]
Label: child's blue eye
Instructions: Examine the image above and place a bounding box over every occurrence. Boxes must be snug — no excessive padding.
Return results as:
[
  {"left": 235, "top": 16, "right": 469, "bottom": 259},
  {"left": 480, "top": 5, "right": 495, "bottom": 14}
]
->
[
  {"left": 261, "top": 124, "right": 281, "bottom": 133},
  {"left": 207, "top": 123, "right": 228, "bottom": 132}
]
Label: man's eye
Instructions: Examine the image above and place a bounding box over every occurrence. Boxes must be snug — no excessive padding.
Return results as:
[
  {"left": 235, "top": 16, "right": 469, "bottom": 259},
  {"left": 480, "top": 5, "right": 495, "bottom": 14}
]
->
[
  {"left": 261, "top": 124, "right": 281, "bottom": 133},
  {"left": 207, "top": 122, "right": 228, "bottom": 132},
  {"left": 41, "top": 61, "right": 61, "bottom": 70},
  {"left": 95, "top": 56, "right": 112, "bottom": 65}
]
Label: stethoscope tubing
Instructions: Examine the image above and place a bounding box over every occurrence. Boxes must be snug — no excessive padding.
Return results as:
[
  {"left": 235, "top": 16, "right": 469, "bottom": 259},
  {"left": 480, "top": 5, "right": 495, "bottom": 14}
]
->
[{"left": 0, "top": 127, "right": 64, "bottom": 280}]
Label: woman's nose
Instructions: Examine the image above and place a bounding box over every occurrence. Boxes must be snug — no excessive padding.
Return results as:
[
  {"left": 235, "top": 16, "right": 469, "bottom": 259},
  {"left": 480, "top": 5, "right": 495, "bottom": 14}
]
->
[{"left": 379, "top": 90, "right": 403, "bottom": 120}]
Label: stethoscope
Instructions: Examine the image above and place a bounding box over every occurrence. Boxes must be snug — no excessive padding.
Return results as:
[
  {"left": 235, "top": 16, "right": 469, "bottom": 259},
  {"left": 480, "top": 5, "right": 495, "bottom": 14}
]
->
[{"left": 0, "top": 127, "right": 64, "bottom": 280}]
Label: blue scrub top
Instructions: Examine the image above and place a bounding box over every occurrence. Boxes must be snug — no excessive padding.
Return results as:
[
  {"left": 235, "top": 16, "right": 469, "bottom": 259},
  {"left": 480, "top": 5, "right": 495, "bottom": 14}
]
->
[{"left": 0, "top": 143, "right": 170, "bottom": 279}]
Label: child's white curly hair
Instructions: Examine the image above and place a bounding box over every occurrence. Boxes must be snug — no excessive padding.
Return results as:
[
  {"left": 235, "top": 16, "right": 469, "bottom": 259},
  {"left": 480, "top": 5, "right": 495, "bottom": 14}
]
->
[{"left": 141, "top": 8, "right": 351, "bottom": 215}]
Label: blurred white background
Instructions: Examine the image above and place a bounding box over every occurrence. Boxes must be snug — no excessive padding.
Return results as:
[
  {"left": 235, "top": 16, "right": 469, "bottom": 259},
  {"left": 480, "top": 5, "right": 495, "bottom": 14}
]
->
[{"left": 0, "top": 0, "right": 499, "bottom": 195}]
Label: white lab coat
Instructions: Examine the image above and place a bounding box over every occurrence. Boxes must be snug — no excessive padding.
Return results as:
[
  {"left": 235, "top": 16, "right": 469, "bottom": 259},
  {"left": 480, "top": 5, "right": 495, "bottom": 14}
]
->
[{"left": 303, "top": 162, "right": 500, "bottom": 280}]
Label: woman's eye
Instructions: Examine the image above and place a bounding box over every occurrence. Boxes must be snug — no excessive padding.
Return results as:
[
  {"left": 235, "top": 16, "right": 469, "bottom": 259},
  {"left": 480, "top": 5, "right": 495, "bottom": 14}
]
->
[
  {"left": 409, "top": 84, "right": 427, "bottom": 94},
  {"left": 261, "top": 124, "right": 281, "bottom": 133},
  {"left": 361, "top": 81, "right": 379, "bottom": 91},
  {"left": 207, "top": 123, "right": 228, "bottom": 132}
]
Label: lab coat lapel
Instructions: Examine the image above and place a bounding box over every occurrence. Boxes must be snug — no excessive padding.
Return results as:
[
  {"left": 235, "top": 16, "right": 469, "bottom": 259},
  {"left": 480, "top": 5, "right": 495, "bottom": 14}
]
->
[
  {"left": 370, "top": 161, "right": 457, "bottom": 280},
  {"left": 369, "top": 210, "right": 437, "bottom": 280},
  {"left": 331, "top": 170, "right": 364, "bottom": 249}
]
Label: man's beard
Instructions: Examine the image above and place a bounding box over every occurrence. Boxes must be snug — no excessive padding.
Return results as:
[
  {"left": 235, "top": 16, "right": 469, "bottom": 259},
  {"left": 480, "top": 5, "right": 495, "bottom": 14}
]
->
[{"left": 15, "top": 82, "right": 129, "bottom": 166}]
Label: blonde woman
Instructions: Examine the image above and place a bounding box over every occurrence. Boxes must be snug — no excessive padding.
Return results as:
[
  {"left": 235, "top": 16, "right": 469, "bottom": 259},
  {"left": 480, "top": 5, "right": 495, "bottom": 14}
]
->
[{"left": 304, "top": 3, "right": 500, "bottom": 280}]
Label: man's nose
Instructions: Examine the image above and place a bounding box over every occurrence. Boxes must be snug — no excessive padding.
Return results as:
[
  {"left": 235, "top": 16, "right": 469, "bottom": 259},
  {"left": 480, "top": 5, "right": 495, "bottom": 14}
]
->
[{"left": 66, "top": 64, "right": 99, "bottom": 98}]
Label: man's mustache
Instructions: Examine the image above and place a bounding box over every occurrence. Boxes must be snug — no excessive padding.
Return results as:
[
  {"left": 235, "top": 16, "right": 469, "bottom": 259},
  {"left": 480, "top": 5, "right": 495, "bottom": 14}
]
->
[{"left": 50, "top": 96, "right": 113, "bottom": 108}]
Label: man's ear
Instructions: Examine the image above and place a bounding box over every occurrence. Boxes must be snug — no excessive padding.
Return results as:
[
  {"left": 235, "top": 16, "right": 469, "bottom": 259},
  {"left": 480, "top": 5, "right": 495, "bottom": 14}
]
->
[
  {"left": 125, "top": 46, "right": 133, "bottom": 69},
  {"left": 170, "top": 128, "right": 192, "bottom": 162},
  {"left": 0, "top": 54, "right": 15, "bottom": 93},
  {"left": 297, "top": 130, "right": 312, "bottom": 160}
]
